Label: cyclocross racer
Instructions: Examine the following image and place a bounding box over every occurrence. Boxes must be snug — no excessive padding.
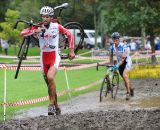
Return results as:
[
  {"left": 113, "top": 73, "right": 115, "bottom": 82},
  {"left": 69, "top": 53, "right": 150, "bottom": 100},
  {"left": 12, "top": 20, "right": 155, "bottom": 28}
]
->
[
  {"left": 21, "top": 6, "right": 75, "bottom": 115},
  {"left": 110, "top": 32, "right": 134, "bottom": 100}
]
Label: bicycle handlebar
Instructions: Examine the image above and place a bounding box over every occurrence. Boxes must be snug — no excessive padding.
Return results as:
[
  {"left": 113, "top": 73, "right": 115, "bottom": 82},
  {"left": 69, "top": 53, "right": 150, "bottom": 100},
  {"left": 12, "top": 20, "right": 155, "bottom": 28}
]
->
[
  {"left": 96, "top": 62, "right": 114, "bottom": 71},
  {"left": 54, "top": 3, "right": 69, "bottom": 10}
]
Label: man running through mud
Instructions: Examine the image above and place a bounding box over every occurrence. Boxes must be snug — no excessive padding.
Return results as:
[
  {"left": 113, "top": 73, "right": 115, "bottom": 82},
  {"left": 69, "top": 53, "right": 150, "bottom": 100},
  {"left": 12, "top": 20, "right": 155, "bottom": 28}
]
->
[
  {"left": 21, "top": 6, "right": 75, "bottom": 115},
  {"left": 109, "top": 32, "right": 134, "bottom": 100}
]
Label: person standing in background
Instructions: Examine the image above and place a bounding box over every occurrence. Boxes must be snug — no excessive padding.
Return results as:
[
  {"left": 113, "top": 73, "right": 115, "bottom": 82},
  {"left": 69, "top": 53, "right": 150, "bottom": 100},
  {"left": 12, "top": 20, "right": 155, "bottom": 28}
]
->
[{"left": 0, "top": 39, "right": 9, "bottom": 55}]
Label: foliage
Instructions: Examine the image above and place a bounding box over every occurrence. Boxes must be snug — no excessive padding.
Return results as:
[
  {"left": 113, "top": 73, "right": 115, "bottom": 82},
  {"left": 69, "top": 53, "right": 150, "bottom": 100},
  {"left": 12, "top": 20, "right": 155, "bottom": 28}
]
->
[
  {"left": 102, "top": 0, "right": 160, "bottom": 36},
  {"left": 130, "top": 64, "right": 160, "bottom": 78},
  {"left": 9, "top": 0, "right": 41, "bottom": 22},
  {"left": 0, "top": 9, "right": 24, "bottom": 45},
  {"left": 0, "top": 0, "right": 10, "bottom": 22}
]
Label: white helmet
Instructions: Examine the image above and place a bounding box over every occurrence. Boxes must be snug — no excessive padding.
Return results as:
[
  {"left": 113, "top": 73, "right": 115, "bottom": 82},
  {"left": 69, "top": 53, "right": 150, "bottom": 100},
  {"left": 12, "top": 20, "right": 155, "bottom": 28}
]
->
[{"left": 40, "top": 6, "right": 54, "bottom": 16}]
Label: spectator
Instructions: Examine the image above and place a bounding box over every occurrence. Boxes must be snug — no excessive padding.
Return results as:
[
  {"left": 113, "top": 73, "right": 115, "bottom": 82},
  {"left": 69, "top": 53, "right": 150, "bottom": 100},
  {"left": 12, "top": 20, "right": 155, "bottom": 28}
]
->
[
  {"left": 129, "top": 39, "right": 137, "bottom": 51},
  {"left": 123, "top": 38, "right": 131, "bottom": 53},
  {"left": 155, "top": 39, "right": 160, "bottom": 50},
  {"left": 145, "top": 36, "right": 151, "bottom": 50},
  {"left": 135, "top": 38, "right": 141, "bottom": 51},
  {"left": 0, "top": 39, "right": 9, "bottom": 55}
]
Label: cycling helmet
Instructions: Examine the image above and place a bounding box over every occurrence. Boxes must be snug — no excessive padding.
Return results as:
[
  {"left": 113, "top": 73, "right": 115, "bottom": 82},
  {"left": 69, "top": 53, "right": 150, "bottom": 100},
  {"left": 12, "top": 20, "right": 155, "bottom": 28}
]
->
[
  {"left": 40, "top": 6, "right": 54, "bottom": 16},
  {"left": 111, "top": 32, "right": 120, "bottom": 39}
]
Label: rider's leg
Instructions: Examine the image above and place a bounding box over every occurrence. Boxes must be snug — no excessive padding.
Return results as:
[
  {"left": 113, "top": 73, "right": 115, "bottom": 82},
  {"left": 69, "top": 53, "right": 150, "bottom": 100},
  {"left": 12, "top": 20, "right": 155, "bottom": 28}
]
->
[
  {"left": 43, "top": 74, "right": 59, "bottom": 104},
  {"left": 47, "top": 66, "right": 61, "bottom": 115},
  {"left": 122, "top": 68, "right": 131, "bottom": 94},
  {"left": 47, "top": 66, "right": 57, "bottom": 105}
]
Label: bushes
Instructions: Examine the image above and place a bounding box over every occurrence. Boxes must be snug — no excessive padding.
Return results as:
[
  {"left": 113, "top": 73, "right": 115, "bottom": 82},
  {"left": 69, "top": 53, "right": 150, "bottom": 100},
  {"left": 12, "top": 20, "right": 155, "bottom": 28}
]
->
[{"left": 129, "top": 64, "right": 160, "bottom": 78}]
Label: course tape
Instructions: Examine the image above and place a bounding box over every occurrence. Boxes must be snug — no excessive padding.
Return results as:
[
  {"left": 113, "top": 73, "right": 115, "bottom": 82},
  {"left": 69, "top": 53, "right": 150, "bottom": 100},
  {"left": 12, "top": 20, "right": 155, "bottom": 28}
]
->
[
  {"left": 0, "top": 61, "right": 107, "bottom": 71},
  {"left": 0, "top": 80, "right": 101, "bottom": 107},
  {"left": 0, "top": 64, "right": 41, "bottom": 71}
]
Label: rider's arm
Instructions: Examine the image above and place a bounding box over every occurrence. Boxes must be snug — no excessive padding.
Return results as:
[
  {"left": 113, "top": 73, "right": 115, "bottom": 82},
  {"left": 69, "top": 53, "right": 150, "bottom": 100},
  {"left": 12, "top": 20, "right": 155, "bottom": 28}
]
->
[
  {"left": 58, "top": 24, "right": 74, "bottom": 49},
  {"left": 118, "top": 45, "right": 129, "bottom": 66},
  {"left": 109, "top": 45, "right": 114, "bottom": 64},
  {"left": 20, "top": 26, "right": 42, "bottom": 37},
  {"left": 118, "top": 52, "right": 127, "bottom": 66},
  {"left": 109, "top": 52, "right": 114, "bottom": 64}
]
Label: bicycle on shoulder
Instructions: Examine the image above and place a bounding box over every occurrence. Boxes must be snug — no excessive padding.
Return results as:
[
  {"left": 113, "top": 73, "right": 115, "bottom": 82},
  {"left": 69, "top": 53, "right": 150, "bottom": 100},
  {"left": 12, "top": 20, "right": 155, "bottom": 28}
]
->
[
  {"left": 13, "top": 2, "right": 84, "bottom": 79},
  {"left": 96, "top": 62, "right": 119, "bottom": 102}
]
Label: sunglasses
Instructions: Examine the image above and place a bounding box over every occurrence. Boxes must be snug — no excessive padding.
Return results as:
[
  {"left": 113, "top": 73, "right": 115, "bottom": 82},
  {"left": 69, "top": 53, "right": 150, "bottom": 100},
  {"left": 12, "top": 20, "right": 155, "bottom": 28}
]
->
[{"left": 41, "top": 15, "right": 51, "bottom": 19}]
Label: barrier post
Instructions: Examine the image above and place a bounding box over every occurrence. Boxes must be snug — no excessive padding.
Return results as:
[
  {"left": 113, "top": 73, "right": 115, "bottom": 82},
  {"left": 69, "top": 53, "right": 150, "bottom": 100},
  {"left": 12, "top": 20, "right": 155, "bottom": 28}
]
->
[
  {"left": 64, "top": 66, "right": 71, "bottom": 99},
  {"left": 3, "top": 67, "right": 7, "bottom": 121},
  {"left": 146, "top": 50, "right": 149, "bottom": 62},
  {"left": 135, "top": 52, "right": 138, "bottom": 64}
]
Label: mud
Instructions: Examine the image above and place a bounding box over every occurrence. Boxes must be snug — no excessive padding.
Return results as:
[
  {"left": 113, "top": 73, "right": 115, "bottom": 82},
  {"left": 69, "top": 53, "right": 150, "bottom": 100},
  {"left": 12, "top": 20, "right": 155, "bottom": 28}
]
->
[{"left": 0, "top": 78, "right": 160, "bottom": 130}]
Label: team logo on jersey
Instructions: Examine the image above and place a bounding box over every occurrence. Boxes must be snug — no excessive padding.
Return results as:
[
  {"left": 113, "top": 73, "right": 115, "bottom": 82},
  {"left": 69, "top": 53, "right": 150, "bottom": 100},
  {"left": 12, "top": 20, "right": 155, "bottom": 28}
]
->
[{"left": 51, "top": 30, "right": 58, "bottom": 38}]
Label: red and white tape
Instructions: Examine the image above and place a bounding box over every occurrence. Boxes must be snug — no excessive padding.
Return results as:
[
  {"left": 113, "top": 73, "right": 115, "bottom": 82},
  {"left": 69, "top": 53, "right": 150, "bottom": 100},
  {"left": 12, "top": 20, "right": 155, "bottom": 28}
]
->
[
  {"left": 0, "top": 64, "right": 41, "bottom": 71},
  {"left": 0, "top": 80, "right": 101, "bottom": 107},
  {"left": 0, "top": 60, "right": 107, "bottom": 71}
]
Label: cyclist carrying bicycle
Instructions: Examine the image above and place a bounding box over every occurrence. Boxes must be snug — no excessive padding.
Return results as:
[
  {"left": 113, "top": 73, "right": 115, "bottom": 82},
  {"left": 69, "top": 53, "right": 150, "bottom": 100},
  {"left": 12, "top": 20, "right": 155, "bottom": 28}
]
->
[
  {"left": 21, "top": 6, "right": 75, "bottom": 115},
  {"left": 109, "top": 32, "right": 134, "bottom": 100}
]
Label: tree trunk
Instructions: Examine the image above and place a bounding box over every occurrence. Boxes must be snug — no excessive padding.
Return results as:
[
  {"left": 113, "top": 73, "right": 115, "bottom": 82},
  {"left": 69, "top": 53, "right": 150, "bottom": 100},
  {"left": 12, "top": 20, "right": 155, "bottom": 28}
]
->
[
  {"left": 93, "top": 6, "right": 98, "bottom": 48},
  {"left": 149, "top": 32, "right": 157, "bottom": 64},
  {"left": 141, "top": 25, "right": 146, "bottom": 45}
]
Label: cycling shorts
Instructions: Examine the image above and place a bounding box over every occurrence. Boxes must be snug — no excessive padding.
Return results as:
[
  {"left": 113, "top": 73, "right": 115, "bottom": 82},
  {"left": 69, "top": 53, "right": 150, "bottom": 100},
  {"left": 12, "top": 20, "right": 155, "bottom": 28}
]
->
[
  {"left": 118, "top": 58, "right": 132, "bottom": 77},
  {"left": 40, "top": 51, "right": 60, "bottom": 76}
]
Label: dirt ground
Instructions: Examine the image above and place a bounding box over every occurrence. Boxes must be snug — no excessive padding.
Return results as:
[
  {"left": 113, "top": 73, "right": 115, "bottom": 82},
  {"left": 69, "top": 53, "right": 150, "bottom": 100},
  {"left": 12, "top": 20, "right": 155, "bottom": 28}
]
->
[{"left": 0, "top": 78, "right": 160, "bottom": 130}]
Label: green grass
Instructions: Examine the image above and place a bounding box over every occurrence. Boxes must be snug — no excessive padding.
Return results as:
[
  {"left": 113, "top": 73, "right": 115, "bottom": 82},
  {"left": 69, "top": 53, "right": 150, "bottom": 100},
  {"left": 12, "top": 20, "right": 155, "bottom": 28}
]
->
[
  {"left": 0, "top": 66, "right": 106, "bottom": 121},
  {"left": 0, "top": 58, "right": 17, "bottom": 64},
  {"left": 0, "top": 46, "right": 40, "bottom": 56},
  {"left": 0, "top": 46, "right": 90, "bottom": 56},
  {"left": 132, "top": 56, "right": 160, "bottom": 64},
  {"left": 62, "top": 59, "right": 103, "bottom": 64},
  {"left": 1, "top": 58, "right": 102, "bottom": 65}
]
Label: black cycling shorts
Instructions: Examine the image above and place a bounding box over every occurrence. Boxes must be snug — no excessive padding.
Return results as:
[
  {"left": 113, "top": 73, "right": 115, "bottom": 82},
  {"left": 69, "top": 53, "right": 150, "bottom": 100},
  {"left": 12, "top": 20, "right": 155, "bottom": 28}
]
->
[{"left": 118, "top": 58, "right": 127, "bottom": 77}]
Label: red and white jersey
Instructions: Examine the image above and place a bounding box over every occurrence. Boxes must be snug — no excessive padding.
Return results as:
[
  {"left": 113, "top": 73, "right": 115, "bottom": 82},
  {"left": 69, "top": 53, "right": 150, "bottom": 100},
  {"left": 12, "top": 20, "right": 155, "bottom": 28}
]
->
[
  {"left": 34, "top": 22, "right": 74, "bottom": 52},
  {"left": 20, "top": 22, "right": 74, "bottom": 72}
]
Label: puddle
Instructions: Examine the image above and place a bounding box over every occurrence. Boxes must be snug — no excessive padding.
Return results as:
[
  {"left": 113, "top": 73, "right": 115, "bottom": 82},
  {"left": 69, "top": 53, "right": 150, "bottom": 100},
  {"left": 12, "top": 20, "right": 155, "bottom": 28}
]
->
[{"left": 132, "top": 96, "right": 160, "bottom": 108}]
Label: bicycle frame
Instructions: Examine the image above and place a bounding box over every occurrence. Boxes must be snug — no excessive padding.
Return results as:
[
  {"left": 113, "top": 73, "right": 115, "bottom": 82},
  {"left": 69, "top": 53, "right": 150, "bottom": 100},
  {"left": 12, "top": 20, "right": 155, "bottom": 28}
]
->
[{"left": 97, "top": 62, "right": 119, "bottom": 101}]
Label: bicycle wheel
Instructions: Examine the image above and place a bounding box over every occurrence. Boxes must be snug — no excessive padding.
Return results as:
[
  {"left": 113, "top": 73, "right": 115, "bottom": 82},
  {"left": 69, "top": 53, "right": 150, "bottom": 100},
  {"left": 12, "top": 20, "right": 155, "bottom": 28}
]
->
[
  {"left": 15, "top": 37, "right": 30, "bottom": 79},
  {"left": 111, "top": 71, "right": 119, "bottom": 99},
  {"left": 59, "top": 22, "right": 84, "bottom": 59},
  {"left": 100, "top": 75, "right": 111, "bottom": 102}
]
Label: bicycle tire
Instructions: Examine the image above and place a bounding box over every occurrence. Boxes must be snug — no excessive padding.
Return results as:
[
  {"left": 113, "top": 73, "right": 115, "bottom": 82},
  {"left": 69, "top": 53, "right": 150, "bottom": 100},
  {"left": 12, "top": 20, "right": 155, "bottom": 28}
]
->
[
  {"left": 100, "top": 75, "right": 110, "bottom": 102},
  {"left": 111, "top": 71, "right": 119, "bottom": 99},
  {"left": 15, "top": 37, "right": 30, "bottom": 79},
  {"left": 59, "top": 22, "right": 84, "bottom": 59}
]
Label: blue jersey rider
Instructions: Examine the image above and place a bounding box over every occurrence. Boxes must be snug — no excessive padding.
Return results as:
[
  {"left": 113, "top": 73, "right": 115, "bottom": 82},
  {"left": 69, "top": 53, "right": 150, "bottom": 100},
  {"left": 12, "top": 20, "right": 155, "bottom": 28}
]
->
[{"left": 109, "top": 32, "right": 134, "bottom": 100}]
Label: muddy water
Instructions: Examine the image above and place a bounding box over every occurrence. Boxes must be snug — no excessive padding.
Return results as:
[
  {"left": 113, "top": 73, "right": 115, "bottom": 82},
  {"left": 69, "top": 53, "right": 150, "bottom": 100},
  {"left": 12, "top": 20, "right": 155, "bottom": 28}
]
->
[
  {"left": 0, "top": 78, "right": 160, "bottom": 130},
  {"left": 136, "top": 96, "right": 160, "bottom": 108}
]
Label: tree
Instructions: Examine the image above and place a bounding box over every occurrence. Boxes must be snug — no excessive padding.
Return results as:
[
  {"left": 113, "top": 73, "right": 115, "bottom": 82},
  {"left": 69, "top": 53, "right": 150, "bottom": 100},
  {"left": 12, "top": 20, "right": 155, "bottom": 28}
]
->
[
  {"left": 0, "top": 0, "right": 10, "bottom": 22},
  {"left": 9, "top": 0, "right": 41, "bottom": 22},
  {"left": 82, "top": 0, "right": 98, "bottom": 47},
  {"left": 0, "top": 9, "right": 23, "bottom": 46},
  {"left": 102, "top": 0, "right": 160, "bottom": 64}
]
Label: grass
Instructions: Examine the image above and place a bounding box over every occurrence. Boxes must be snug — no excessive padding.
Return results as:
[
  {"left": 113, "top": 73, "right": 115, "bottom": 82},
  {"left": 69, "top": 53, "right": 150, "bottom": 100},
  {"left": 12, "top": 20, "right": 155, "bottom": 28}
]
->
[
  {"left": 0, "top": 46, "right": 91, "bottom": 56},
  {"left": 0, "top": 58, "right": 17, "bottom": 64},
  {"left": 0, "top": 67, "right": 105, "bottom": 102},
  {"left": 62, "top": 59, "right": 103, "bottom": 64},
  {"left": 0, "top": 46, "right": 40, "bottom": 56},
  {"left": 0, "top": 66, "right": 106, "bottom": 121}
]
